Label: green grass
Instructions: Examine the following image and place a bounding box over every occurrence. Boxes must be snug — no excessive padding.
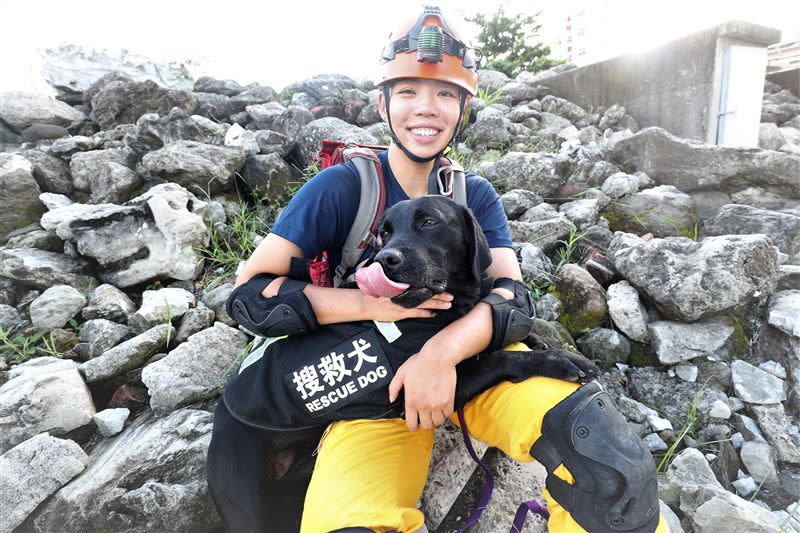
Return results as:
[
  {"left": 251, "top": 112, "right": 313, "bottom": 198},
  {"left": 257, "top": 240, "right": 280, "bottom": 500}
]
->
[
  {"left": 0, "top": 326, "right": 61, "bottom": 365},
  {"left": 197, "top": 161, "right": 318, "bottom": 290},
  {"left": 655, "top": 380, "right": 709, "bottom": 473},
  {"left": 477, "top": 87, "right": 503, "bottom": 106}
]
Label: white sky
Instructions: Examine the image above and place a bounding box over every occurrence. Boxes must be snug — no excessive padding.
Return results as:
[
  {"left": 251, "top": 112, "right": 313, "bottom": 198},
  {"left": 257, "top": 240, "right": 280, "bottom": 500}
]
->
[{"left": 2, "top": 0, "right": 798, "bottom": 95}]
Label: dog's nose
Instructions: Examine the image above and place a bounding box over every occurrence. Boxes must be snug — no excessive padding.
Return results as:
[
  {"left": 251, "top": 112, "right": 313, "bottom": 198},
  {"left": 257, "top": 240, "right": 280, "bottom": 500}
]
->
[{"left": 375, "top": 248, "right": 403, "bottom": 268}]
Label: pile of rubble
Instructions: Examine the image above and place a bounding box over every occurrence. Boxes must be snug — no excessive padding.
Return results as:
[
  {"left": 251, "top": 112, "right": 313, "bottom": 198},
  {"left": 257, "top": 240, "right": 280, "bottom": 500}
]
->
[{"left": 0, "top": 63, "right": 798, "bottom": 532}]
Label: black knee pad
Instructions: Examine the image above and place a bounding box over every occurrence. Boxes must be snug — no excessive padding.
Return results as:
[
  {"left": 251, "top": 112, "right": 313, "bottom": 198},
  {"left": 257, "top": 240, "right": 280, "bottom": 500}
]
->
[{"left": 529, "top": 381, "right": 660, "bottom": 533}]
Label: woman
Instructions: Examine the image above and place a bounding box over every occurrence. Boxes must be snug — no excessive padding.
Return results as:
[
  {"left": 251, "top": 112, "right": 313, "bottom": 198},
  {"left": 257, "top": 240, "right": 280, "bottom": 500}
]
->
[{"left": 231, "top": 6, "right": 667, "bottom": 533}]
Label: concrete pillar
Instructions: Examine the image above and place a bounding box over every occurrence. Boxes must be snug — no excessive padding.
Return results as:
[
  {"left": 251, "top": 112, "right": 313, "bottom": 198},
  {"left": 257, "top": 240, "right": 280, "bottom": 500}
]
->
[{"left": 541, "top": 20, "right": 781, "bottom": 147}]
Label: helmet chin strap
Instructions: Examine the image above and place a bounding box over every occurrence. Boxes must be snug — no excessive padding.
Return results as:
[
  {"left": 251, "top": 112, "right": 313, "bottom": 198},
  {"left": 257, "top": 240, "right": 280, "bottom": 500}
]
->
[{"left": 382, "top": 84, "right": 466, "bottom": 164}]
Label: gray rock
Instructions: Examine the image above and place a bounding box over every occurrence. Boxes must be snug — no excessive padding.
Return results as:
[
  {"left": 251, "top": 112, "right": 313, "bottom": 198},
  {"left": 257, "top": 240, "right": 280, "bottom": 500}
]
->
[
  {"left": 283, "top": 74, "right": 356, "bottom": 103},
  {"left": 537, "top": 111, "right": 573, "bottom": 133},
  {"left": 73, "top": 319, "right": 130, "bottom": 360},
  {"left": 139, "top": 140, "right": 245, "bottom": 194},
  {"left": 748, "top": 403, "right": 800, "bottom": 463},
  {"left": 607, "top": 281, "right": 649, "bottom": 343},
  {"left": 0, "top": 153, "right": 45, "bottom": 241},
  {"left": 601, "top": 171, "right": 639, "bottom": 199},
  {"left": 175, "top": 306, "right": 215, "bottom": 343},
  {"left": 519, "top": 243, "right": 553, "bottom": 284},
  {"left": 541, "top": 95, "right": 587, "bottom": 123},
  {"left": 662, "top": 447, "right": 722, "bottom": 508},
  {"left": 598, "top": 104, "right": 627, "bottom": 130},
  {"left": 708, "top": 398, "right": 730, "bottom": 418},
  {"left": 5, "top": 228, "right": 63, "bottom": 253},
  {"left": 463, "top": 113, "right": 513, "bottom": 149},
  {"left": 363, "top": 122, "right": 392, "bottom": 144},
  {"left": 200, "top": 282, "right": 236, "bottom": 327},
  {"left": 603, "top": 185, "right": 697, "bottom": 238},
  {"left": 531, "top": 318, "right": 576, "bottom": 349},
  {"left": 20, "top": 149, "right": 73, "bottom": 195},
  {"left": 142, "top": 323, "right": 248, "bottom": 412},
  {"left": 554, "top": 264, "right": 607, "bottom": 334},
  {"left": 0, "top": 91, "right": 85, "bottom": 132},
  {"left": 766, "top": 290, "right": 800, "bottom": 337},
  {"left": 0, "top": 248, "right": 97, "bottom": 293},
  {"left": 69, "top": 147, "right": 139, "bottom": 203},
  {"left": 477, "top": 70, "right": 511, "bottom": 93},
  {"left": 193, "top": 76, "right": 244, "bottom": 97},
  {"left": 731, "top": 476, "right": 758, "bottom": 498},
  {"left": 42, "top": 45, "right": 192, "bottom": 100},
  {"left": 293, "top": 117, "right": 377, "bottom": 168},
  {"left": 534, "top": 293, "right": 561, "bottom": 322},
  {"left": 90, "top": 79, "right": 196, "bottom": 129},
  {"left": 731, "top": 359, "right": 786, "bottom": 404},
  {"left": 498, "top": 81, "right": 540, "bottom": 105},
  {"left": 31, "top": 409, "right": 218, "bottom": 533},
  {"left": 0, "top": 357, "right": 95, "bottom": 453},
  {"left": 739, "top": 440, "right": 778, "bottom": 484},
  {"left": 82, "top": 284, "right": 135, "bottom": 322},
  {"left": 493, "top": 152, "right": 568, "bottom": 197},
  {"left": 80, "top": 324, "right": 174, "bottom": 382},
  {"left": 609, "top": 233, "right": 778, "bottom": 322},
  {"left": 54, "top": 184, "right": 210, "bottom": 287},
  {"left": 732, "top": 414, "right": 767, "bottom": 442},
  {"left": 519, "top": 203, "right": 559, "bottom": 223},
  {"left": 254, "top": 129, "right": 293, "bottom": 157},
  {"left": 246, "top": 102, "right": 313, "bottom": 140},
  {"left": 558, "top": 198, "right": 602, "bottom": 229},
  {"left": 642, "top": 433, "right": 668, "bottom": 453},
  {"left": 193, "top": 92, "right": 230, "bottom": 121},
  {"left": 124, "top": 108, "right": 226, "bottom": 155},
  {"left": 421, "top": 423, "right": 488, "bottom": 530},
  {"left": 0, "top": 304, "right": 25, "bottom": 330},
  {"left": 648, "top": 321, "right": 734, "bottom": 364},
  {"left": 242, "top": 153, "right": 295, "bottom": 196},
  {"left": 703, "top": 204, "right": 800, "bottom": 257},
  {"left": 223, "top": 124, "right": 259, "bottom": 156},
  {"left": 508, "top": 217, "right": 574, "bottom": 252},
  {"left": 29, "top": 285, "right": 87, "bottom": 329},
  {"left": 500, "top": 189, "right": 542, "bottom": 219},
  {"left": 759, "top": 122, "right": 786, "bottom": 150},
  {"left": 586, "top": 160, "right": 621, "bottom": 187},
  {"left": 685, "top": 484, "right": 780, "bottom": 532},
  {"left": 48, "top": 135, "right": 99, "bottom": 157},
  {"left": 130, "top": 288, "right": 195, "bottom": 333},
  {"left": 610, "top": 127, "right": 800, "bottom": 199},
  {"left": 759, "top": 360, "right": 787, "bottom": 379},
  {"left": 92, "top": 408, "right": 130, "bottom": 437},
  {"left": 576, "top": 327, "right": 630, "bottom": 367},
  {"left": 0, "top": 434, "right": 88, "bottom": 533},
  {"left": 731, "top": 186, "right": 800, "bottom": 212},
  {"left": 223, "top": 85, "right": 281, "bottom": 117}
]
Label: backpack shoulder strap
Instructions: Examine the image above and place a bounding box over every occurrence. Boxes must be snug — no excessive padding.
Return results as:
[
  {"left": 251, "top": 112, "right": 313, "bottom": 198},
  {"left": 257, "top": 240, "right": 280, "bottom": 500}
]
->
[
  {"left": 435, "top": 157, "right": 467, "bottom": 207},
  {"left": 334, "top": 147, "right": 386, "bottom": 287}
]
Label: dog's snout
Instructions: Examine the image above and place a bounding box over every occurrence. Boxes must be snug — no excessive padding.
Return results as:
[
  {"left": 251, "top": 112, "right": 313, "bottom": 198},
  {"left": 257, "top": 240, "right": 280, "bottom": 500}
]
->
[{"left": 375, "top": 248, "right": 403, "bottom": 268}]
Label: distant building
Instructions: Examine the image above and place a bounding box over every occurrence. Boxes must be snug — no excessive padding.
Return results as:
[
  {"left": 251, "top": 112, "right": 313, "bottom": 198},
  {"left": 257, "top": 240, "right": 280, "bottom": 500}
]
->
[{"left": 768, "top": 41, "right": 800, "bottom": 72}]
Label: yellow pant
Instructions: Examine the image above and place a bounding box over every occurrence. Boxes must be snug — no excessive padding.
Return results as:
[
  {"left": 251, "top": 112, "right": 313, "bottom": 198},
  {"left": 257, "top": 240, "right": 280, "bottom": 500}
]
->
[{"left": 301, "top": 344, "right": 669, "bottom": 533}]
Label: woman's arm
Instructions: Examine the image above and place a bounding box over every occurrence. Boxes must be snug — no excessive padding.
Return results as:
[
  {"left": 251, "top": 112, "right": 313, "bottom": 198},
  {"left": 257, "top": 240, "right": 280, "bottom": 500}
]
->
[
  {"left": 235, "top": 233, "right": 453, "bottom": 326},
  {"left": 388, "top": 246, "right": 523, "bottom": 430}
]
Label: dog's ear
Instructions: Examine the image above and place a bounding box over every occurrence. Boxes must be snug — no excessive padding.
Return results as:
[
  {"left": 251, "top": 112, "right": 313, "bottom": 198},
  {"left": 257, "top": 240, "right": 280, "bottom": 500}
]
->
[{"left": 462, "top": 206, "right": 493, "bottom": 284}]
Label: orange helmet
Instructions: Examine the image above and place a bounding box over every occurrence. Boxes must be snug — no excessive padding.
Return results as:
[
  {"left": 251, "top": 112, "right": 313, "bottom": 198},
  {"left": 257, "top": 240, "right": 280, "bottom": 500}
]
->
[{"left": 379, "top": 6, "right": 479, "bottom": 96}]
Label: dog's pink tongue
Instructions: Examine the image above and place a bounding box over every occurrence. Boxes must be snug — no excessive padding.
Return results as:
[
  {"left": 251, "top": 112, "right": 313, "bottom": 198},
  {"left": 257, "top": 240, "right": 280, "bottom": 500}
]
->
[{"left": 355, "top": 262, "right": 409, "bottom": 298}]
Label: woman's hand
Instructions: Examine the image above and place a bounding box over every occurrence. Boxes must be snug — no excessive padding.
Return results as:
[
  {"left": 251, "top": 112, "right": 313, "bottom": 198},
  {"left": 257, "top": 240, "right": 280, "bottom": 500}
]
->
[
  {"left": 364, "top": 292, "right": 454, "bottom": 322},
  {"left": 388, "top": 345, "right": 457, "bottom": 431}
]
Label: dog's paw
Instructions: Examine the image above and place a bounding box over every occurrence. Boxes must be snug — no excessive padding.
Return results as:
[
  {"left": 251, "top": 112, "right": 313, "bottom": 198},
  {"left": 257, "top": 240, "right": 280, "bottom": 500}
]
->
[
  {"left": 391, "top": 287, "right": 434, "bottom": 308},
  {"left": 551, "top": 350, "right": 601, "bottom": 383}
]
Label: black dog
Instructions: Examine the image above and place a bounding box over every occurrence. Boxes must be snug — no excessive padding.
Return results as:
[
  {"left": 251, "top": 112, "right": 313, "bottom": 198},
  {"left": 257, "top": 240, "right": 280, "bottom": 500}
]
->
[{"left": 207, "top": 196, "right": 599, "bottom": 532}]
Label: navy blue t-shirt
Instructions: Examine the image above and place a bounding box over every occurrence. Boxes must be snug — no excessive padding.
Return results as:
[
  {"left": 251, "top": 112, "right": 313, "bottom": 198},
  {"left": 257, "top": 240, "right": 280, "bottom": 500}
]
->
[{"left": 272, "top": 151, "right": 512, "bottom": 273}]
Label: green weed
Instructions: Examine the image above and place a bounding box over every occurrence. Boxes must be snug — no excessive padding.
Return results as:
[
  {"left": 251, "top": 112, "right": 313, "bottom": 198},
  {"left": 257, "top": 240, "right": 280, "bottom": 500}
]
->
[
  {"left": 656, "top": 380, "right": 709, "bottom": 473},
  {"left": 477, "top": 87, "right": 503, "bottom": 106},
  {"left": 0, "top": 326, "right": 61, "bottom": 365}
]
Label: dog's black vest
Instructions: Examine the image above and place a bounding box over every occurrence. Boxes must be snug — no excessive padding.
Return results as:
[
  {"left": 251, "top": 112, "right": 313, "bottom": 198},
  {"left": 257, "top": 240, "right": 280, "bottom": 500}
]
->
[{"left": 224, "top": 312, "right": 473, "bottom": 431}]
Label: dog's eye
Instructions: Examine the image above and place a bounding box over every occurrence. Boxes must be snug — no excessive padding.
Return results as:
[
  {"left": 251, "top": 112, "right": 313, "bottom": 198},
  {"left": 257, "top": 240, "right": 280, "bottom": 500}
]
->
[
  {"left": 421, "top": 218, "right": 438, "bottom": 227},
  {"left": 380, "top": 229, "right": 391, "bottom": 242}
]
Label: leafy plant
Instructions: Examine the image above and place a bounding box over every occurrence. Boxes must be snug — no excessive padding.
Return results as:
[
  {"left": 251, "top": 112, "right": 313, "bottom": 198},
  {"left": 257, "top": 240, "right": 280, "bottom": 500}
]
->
[
  {"left": 477, "top": 87, "right": 503, "bottom": 106},
  {"left": 0, "top": 326, "right": 60, "bottom": 365},
  {"left": 554, "top": 227, "right": 591, "bottom": 273}
]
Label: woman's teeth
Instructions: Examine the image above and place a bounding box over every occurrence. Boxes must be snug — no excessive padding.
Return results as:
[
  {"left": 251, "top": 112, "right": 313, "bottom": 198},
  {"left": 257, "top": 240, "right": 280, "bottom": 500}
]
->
[{"left": 410, "top": 128, "right": 439, "bottom": 137}]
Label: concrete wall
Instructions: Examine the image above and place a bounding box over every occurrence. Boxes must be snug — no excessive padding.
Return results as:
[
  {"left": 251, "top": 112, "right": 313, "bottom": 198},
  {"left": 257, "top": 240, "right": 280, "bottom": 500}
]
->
[
  {"left": 767, "top": 67, "right": 800, "bottom": 97},
  {"left": 541, "top": 21, "right": 781, "bottom": 145}
]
